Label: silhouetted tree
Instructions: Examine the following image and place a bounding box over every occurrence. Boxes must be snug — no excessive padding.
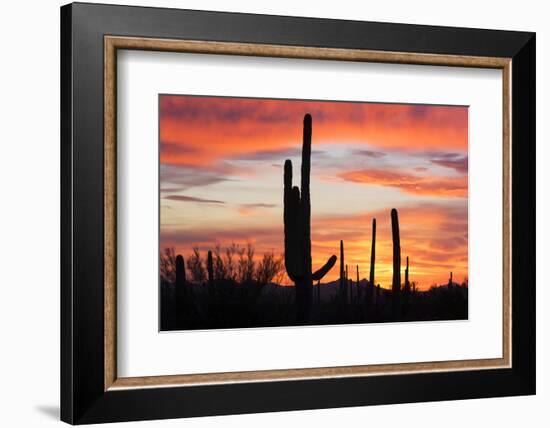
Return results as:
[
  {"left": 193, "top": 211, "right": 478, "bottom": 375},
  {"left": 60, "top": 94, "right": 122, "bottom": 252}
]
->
[
  {"left": 255, "top": 252, "right": 284, "bottom": 285},
  {"left": 187, "top": 247, "right": 206, "bottom": 282},
  {"left": 213, "top": 245, "right": 227, "bottom": 281},
  {"left": 224, "top": 243, "right": 238, "bottom": 281},
  {"left": 237, "top": 243, "right": 255, "bottom": 284},
  {"left": 160, "top": 247, "right": 177, "bottom": 283}
]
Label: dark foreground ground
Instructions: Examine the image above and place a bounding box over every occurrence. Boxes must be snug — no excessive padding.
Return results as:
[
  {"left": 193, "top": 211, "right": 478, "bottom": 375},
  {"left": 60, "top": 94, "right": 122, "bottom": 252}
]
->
[{"left": 160, "top": 279, "right": 468, "bottom": 331}]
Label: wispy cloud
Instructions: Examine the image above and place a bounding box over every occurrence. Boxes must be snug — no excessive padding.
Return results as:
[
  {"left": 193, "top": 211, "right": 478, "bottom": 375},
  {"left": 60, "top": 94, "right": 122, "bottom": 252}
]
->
[
  {"left": 160, "top": 140, "right": 200, "bottom": 156},
  {"left": 430, "top": 155, "right": 468, "bottom": 174},
  {"left": 230, "top": 147, "right": 300, "bottom": 161},
  {"left": 339, "top": 168, "right": 467, "bottom": 197},
  {"left": 164, "top": 195, "right": 226, "bottom": 204},
  {"left": 353, "top": 149, "right": 387, "bottom": 158},
  {"left": 240, "top": 203, "right": 277, "bottom": 208},
  {"left": 237, "top": 202, "right": 278, "bottom": 216},
  {"left": 160, "top": 164, "right": 231, "bottom": 191}
]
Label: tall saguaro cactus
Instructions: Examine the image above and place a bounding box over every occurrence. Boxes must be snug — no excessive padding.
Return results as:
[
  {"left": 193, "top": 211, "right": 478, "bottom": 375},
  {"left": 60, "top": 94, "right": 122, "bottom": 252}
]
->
[
  {"left": 391, "top": 208, "right": 401, "bottom": 319},
  {"left": 356, "top": 264, "right": 360, "bottom": 302},
  {"left": 207, "top": 250, "right": 214, "bottom": 285},
  {"left": 339, "top": 240, "right": 346, "bottom": 301},
  {"left": 284, "top": 114, "right": 337, "bottom": 322},
  {"left": 405, "top": 256, "right": 410, "bottom": 290},
  {"left": 346, "top": 264, "right": 349, "bottom": 281},
  {"left": 316, "top": 280, "right": 321, "bottom": 306},
  {"left": 346, "top": 264, "right": 351, "bottom": 303},
  {"left": 176, "top": 255, "right": 186, "bottom": 287},
  {"left": 175, "top": 255, "right": 186, "bottom": 326},
  {"left": 339, "top": 240, "right": 345, "bottom": 284},
  {"left": 369, "top": 218, "right": 376, "bottom": 304},
  {"left": 402, "top": 255, "right": 411, "bottom": 316},
  {"left": 369, "top": 218, "right": 376, "bottom": 287}
]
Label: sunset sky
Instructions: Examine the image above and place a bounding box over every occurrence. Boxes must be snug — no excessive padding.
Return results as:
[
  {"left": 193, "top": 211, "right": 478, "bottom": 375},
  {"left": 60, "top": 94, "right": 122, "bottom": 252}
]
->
[{"left": 159, "top": 95, "right": 468, "bottom": 289}]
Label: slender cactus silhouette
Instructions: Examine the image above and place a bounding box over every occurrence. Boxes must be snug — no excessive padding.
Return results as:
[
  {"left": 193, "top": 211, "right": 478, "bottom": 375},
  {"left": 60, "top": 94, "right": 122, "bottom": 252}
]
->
[
  {"left": 316, "top": 279, "right": 321, "bottom": 305},
  {"left": 391, "top": 208, "right": 401, "bottom": 319},
  {"left": 356, "top": 264, "right": 360, "bottom": 302},
  {"left": 175, "top": 254, "right": 187, "bottom": 325},
  {"left": 339, "top": 240, "right": 345, "bottom": 290},
  {"left": 403, "top": 255, "right": 411, "bottom": 316},
  {"left": 346, "top": 264, "right": 352, "bottom": 302},
  {"left": 283, "top": 114, "right": 337, "bottom": 322},
  {"left": 369, "top": 218, "right": 376, "bottom": 304},
  {"left": 369, "top": 218, "right": 376, "bottom": 286},
  {"left": 207, "top": 250, "right": 214, "bottom": 285},
  {"left": 405, "top": 256, "right": 410, "bottom": 291}
]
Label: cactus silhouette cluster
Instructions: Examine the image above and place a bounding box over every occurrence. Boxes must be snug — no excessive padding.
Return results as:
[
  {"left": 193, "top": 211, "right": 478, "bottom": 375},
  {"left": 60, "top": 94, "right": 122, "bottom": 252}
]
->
[
  {"left": 283, "top": 114, "right": 337, "bottom": 322},
  {"left": 283, "top": 116, "right": 416, "bottom": 322}
]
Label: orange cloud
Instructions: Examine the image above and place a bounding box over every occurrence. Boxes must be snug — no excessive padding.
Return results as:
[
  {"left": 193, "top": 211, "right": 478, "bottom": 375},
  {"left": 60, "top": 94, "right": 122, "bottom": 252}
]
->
[
  {"left": 160, "top": 95, "right": 468, "bottom": 167},
  {"left": 339, "top": 169, "right": 468, "bottom": 198}
]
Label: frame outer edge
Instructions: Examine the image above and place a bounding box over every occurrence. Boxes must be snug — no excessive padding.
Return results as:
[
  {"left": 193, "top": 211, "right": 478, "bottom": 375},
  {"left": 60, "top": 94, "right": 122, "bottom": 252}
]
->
[
  {"left": 60, "top": 3, "right": 75, "bottom": 424},
  {"left": 510, "top": 33, "right": 536, "bottom": 392},
  {"left": 63, "top": 3, "right": 536, "bottom": 423}
]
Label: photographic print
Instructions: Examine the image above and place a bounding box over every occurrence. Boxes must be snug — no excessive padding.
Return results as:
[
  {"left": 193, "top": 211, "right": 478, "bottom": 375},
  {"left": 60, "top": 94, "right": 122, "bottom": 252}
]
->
[{"left": 159, "top": 95, "right": 468, "bottom": 331}]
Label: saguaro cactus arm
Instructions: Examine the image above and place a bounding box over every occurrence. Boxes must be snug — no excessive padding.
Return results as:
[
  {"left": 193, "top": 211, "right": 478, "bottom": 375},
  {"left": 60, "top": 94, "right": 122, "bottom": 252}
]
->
[{"left": 312, "top": 255, "right": 337, "bottom": 281}]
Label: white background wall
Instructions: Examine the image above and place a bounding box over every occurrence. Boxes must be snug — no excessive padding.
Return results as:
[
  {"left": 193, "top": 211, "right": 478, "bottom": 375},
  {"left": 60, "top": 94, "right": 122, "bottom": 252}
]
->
[{"left": 0, "top": 0, "right": 546, "bottom": 426}]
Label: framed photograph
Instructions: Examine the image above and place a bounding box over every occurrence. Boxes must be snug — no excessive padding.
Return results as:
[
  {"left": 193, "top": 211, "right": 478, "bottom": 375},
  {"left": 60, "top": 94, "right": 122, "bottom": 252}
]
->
[{"left": 61, "top": 2, "right": 535, "bottom": 424}]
